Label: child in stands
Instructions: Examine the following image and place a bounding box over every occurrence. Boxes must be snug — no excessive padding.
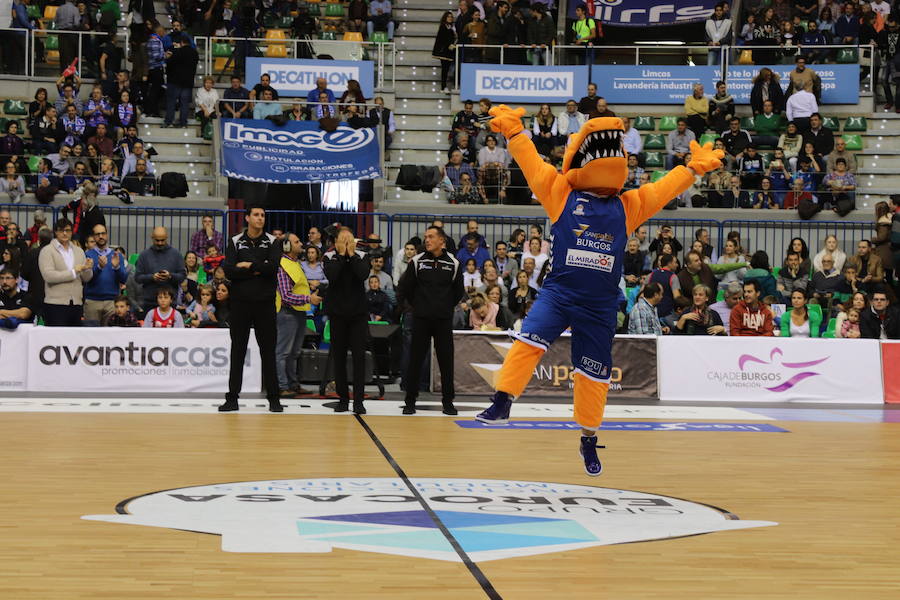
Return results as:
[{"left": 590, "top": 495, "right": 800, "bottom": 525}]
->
[
  {"left": 203, "top": 243, "right": 225, "bottom": 279},
  {"left": 143, "top": 287, "right": 185, "bottom": 328},
  {"left": 107, "top": 295, "right": 139, "bottom": 327},
  {"left": 186, "top": 283, "right": 218, "bottom": 328}
]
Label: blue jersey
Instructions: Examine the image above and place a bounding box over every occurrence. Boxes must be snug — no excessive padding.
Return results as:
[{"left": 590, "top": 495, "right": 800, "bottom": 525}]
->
[{"left": 542, "top": 190, "right": 627, "bottom": 305}]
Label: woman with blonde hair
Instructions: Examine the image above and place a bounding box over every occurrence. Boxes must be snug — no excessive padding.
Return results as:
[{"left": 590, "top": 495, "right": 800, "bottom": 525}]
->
[{"left": 531, "top": 103, "right": 558, "bottom": 157}]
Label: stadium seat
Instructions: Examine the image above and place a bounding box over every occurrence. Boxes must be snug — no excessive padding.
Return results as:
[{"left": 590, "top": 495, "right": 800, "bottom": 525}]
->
[
  {"left": 3, "top": 100, "right": 26, "bottom": 115},
  {"left": 716, "top": 289, "right": 724, "bottom": 302},
  {"left": 842, "top": 134, "right": 863, "bottom": 150},
  {"left": 822, "top": 116, "right": 839, "bottom": 130},
  {"left": 319, "top": 30, "right": 336, "bottom": 40},
  {"left": 279, "top": 16, "right": 294, "bottom": 28},
  {"left": 27, "top": 155, "right": 42, "bottom": 172},
  {"left": 213, "top": 57, "right": 233, "bottom": 72},
  {"left": 45, "top": 34, "right": 59, "bottom": 50},
  {"left": 643, "top": 151, "right": 664, "bottom": 168},
  {"left": 43, "top": 5, "right": 57, "bottom": 19},
  {"left": 202, "top": 121, "right": 214, "bottom": 140},
  {"left": 265, "top": 44, "right": 288, "bottom": 57},
  {"left": 740, "top": 116, "right": 754, "bottom": 131},
  {"left": 343, "top": 31, "right": 363, "bottom": 41},
  {"left": 371, "top": 31, "right": 389, "bottom": 43},
  {"left": 836, "top": 48, "right": 858, "bottom": 63},
  {"left": 265, "top": 29, "right": 287, "bottom": 41},
  {"left": 633, "top": 116, "right": 655, "bottom": 130},
  {"left": 26, "top": 4, "right": 40, "bottom": 18},
  {"left": 698, "top": 132, "right": 717, "bottom": 147},
  {"left": 843, "top": 116, "right": 867, "bottom": 131},
  {"left": 822, "top": 317, "right": 837, "bottom": 338},
  {"left": 212, "top": 43, "right": 233, "bottom": 57},
  {"left": 658, "top": 115, "right": 678, "bottom": 131},
  {"left": 308, "top": 2, "right": 320, "bottom": 15},
  {"left": 262, "top": 12, "right": 277, "bottom": 27},
  {"left": 772, "top": 266, "right": 781, "bottom": 278},
  {"left": 650, "top": 169, "right": 668, "bottom": 182},
  {"left": 325, "top": 3, "right": 344, "bottom": 16},
  {"left": 643, "top": 133, "right": 666, "bottom": 150}
]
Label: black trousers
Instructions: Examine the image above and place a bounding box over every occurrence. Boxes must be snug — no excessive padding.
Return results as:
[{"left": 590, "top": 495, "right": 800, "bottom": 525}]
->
[
  {"left": 227, "top": 299, "right": 278, "bottom": 402},
  {"left": 330, "top": 313, "right": 367, "bottom": 402},
  {"left": 43, "top": 302, "right": 83, "bottom": 326},
  {"left": 145, "top": 67, "right": 165, "bottom": 116},
  {"left": 405, "top": 317, "right": 454, "bottom": 402},
  {"left": 59, "top": 32, "right": 78, "bottom": 72}
]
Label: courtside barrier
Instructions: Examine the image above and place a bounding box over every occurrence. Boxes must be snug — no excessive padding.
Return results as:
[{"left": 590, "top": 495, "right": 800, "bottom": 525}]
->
[{"left": 881, "top": 341, "right": 900, "bottom": 404}]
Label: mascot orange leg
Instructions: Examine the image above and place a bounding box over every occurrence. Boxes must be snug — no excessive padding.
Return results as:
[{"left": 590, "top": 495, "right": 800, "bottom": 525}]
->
[{"left": 495, "top": 341, "right": 544, "bottom": 398}]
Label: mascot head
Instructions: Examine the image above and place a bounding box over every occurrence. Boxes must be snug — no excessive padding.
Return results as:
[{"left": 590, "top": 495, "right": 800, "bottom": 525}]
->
[{"left": 562, "top": 117, "right": 627, "bottom": 195}]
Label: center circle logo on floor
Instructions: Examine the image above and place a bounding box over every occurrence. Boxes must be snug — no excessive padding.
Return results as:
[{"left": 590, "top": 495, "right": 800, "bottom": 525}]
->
[{"left": 83, "top": 478, "right": 776, "bottom": 562}]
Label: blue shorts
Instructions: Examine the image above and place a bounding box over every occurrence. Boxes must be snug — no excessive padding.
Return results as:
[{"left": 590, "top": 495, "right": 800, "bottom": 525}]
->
[{"left": 514, "top": 287, "right": 617, "bottom": 382}]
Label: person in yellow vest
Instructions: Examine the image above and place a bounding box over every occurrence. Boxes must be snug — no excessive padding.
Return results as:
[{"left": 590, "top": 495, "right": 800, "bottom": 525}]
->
[{"left": 276, "top": 232, "right": 322, "bottom": 398}]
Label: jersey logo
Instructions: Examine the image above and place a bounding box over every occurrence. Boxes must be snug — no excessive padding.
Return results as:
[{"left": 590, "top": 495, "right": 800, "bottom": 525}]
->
[
  {"left": 565, "top": 249, "right": 615, "bottom": 272},
  {"left": 572, "top": 204, "right": 585, "bottom": 216},
  {"left": 572, "top": 223, "right": 590, "bottom": 237}
]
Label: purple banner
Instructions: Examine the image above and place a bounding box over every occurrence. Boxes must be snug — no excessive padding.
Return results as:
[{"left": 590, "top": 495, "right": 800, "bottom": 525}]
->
[{"left": 569, "top": 0, "right": 717, "bottom": 27}]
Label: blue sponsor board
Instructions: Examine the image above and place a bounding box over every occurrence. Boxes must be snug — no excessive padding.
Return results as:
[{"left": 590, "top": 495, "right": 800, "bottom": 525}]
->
[
  {"left": 246, "top": 57, "right": 375, "bottom": 98},
  {"left": 460, "top": 64, "right": 589, "bottom": 104},
  {"left": 725, "top": 64, "right": 859, "bottom": 105},
  {"left": 219, "top": 119, "right": 381, "bottom": 184},
  {"left": 457, "top": 420, "right": 790, "bottom": 432},
  {"left": 569, "top": 0, "right": 717, "bottom": 26}
]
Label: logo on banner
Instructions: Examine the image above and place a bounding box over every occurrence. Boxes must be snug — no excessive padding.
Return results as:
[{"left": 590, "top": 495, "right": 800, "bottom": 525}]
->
[
  {"left": 474, "top": 69, "right": 575, "bottom": 98},
  {"left": 223, "top": 123, "right": 375, "bottom": 152},
  {"left": 262, "top": 62, "right": 359, "bottom": 92},
  {"left": 584, "top": 0, "right": 715, "bottom": 26},
  {"left": 707, "top": 347, "right": 828, "bottom": 392},
  {"left": 83, "top": 478, "right": 775, "bottom": 561},
  {"left": 565, "top": 248, "right": 614, "bottom": 272}
]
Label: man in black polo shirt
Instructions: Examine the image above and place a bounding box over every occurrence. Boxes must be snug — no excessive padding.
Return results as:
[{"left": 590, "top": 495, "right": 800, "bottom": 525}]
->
[
  {"left": 0, "top": 269, "right": 34, "bottom": 329},
  {"left": 219, "top": 205, "right": 284, "bottom": 413},
  {"left": 397, "top": 226, "right": 465, "bottom": 415}
]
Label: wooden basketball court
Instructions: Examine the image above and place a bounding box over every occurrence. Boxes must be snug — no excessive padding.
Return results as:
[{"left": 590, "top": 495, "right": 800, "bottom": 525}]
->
[{"left": 2, "top": 396, "right": 899, "bottom": 599}]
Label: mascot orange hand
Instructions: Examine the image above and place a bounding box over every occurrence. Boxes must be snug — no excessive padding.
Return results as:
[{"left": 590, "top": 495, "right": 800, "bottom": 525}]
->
[
  {"left": 687, "top": 140, "right": 725, "bottom": 176},
  {"left": 488, "top": 105, "right": 526, "bottom": 138}
]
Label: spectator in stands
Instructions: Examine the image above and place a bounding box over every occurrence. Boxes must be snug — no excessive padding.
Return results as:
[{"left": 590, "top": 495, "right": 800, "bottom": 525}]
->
[
  {"left": 86, "top": 123, "right": 114, "bottom": 158},
  {"left": 275, "top": 232, "right": 318, "bottom": 397},
  {"left": 744, "top": 250, "right": 779, "bottom": 299},
  {"left": 648, "top": 253, "right": 680, "bottom": 317},
  {"left": 834, "top": 2, "right": 860, "bottom": 44},
  {"left": 449, "top": 171, "right": 484, "bottom": 204},
  {"left": 751, "top": 100, "right": 785, "bottom": 148},
  {"left": 683, "top": 84, "right": 709, "bottom": 141},
  {"left": 38, "top": 217, "right": 93, "bottom": 326},
  {"left": 878, "top": 17, "right": 900, "bottom": 111},
  {"left": 811, "top": 254, "right": 842, "bottom": 305},
  {"left": 799, "top": 19, "right": 828, "bottom": 63},
  {"left": 677, "top": 250, "right": 722, "bottom": 298},
  {"left": 461, "top": 8, "right": 486, "bottom": 63},
  {"left": 253, "top": 89, "right": 282, "bottom": 120},
  {"left": 531, "top": 104, "right": 558, "bottom": 157},
  {"left": 577, "top": 83, "right": 599, "bottom": 115},
  {"left": 477, "top": 265, "right": 507, "bottom": 298},
  {"left": 443, "top": 149, "right": 476, "bottom": 189},
  {"left": 557, "top": 100, "right": 587, "bottom": 144},
  {"left": 457, "top": 232, "right": 491, "bottom": 269},
  {"left": 301, "top": 246, "right": 327, "bottom": 290},
  {"left": 450, "top": 133, "right": 476, "bottom": 165},
  {"left": 752, "top": 176, "right": 779, "bottom": 209},
  {"left": 722, "top": 116, "right": 753, "bottom": 164},
  {"left": 813, "top": 234, "right": 847, "bottom": 272},
  {"left": 804, "top": 113, "right": 835, "bottom": 156},
  {"left": 777, "top": 250, "right": 810, "bottom": 300},
  {"left": 704, "top": 160, "right": 731, "bottom": 208},
  {"left": 82, "top": 85, "right": 112, "bottom": 141},
  {"left": 821, "top": 158, "right": 856, "bottom": 215},
  {"left": 847, "top": 240, "right": 885, "bottom": 294},
  {"left": 54, "top": 0, "right": 80, "bottom": 73},
  {"left": 367, "top": 255, "right": 394, "bottom": 295},
  {"left": 213, "top": 280, "right": 231, "bottom": 327},
  {"left": 83, "top": 223, "right": 127, "bottom": 323},
  {"left": 462, "top": 258, "right": 482, "bottom": 291},
  {"left": 111, "top": 90, "right": 138, "bottom": 138},
  {"left": 721, "top": 174, "right": 750, "bottom": 209},
  {"left": 32, "top": 106, "right": 63, "bottom": 156},
  {"left": 570, "top": 3, "right": 597, "bottom": 64},
  {"left": 203, "top": 244, "right": 224, "bottom": 280},
  {"left": 706, "top": 3, "right": 732, "bottom": 65},
  {"left": 588, "top": 97, "right": 616, "bottom": 119},
  {"left": 142, "top": 287, "right": 184, "bottom": 327},
  {"left": 786, "top": 80, "right": 818, "bottom": 132},
  {"left": 368, "top": 0, "right": 395, "bottom": 40},
  {"left": 28, "top": 88, "right": 50, "bottom": 139},
  {"left": 529, "top": 6, "right": 555, "bottom": 66},
  {"left": 738, "top": 145, "right": 764, "bottom": 190},
  {"left": 163, "top": 33, "right": 199, "bottom": 129},
  {"left": 838, "top": 306, "right": 862, "bottom": 338},
  {"left": 121, "top": 142, "right": 155, "bottom": 177},
  {"left": 826, "top": 137, "right": 857, "bottom": 173},
  {"left": 0, "top": 121, "right": 26, "bottom": 176},
  {"left": 61, "top": 104, "right": 86, "bottom": 150},
  {"left": 135, "top": 226, "right": 187, "bottom": 312},
  {"left": 452, "top": 100, "right": 478, "bottom": 141},
  {"left": 393, "top": 241, "right": 418, "bottom": 283},
  {"left": 95, "top": 158, "right": 122, "bottom": 197},
  {"left": 433, "top": 11, "right": 457, "bottom": 93},
  {"left": 55, "top": 81, "right": 83, "bottom": 117},
  {"left": 730, "top": 279, "right": 774, "bottom": 336},
  {"left": 347, "top": 0, "right": 369, "bottom": 34},
  {"left": 33, "top": 159, "right": 60, "bottom": 205},
  {"left": 836, "top": 289, "right": 867, "bottom": 337},
  {"left": 0, "top": 268, "right": 33, "bottom": 329},
  {"left": 750, "top": 68, "right": 786, "bottom": 116},
  {"left": 143, "top": 22, "right": 166, "bottom": 117},
  {"left": 369, "top": 96, "right": 396, "bottom": 154},
  {"left": 676, "top": 284, "right": 726, "bottom": 335},
  {"left": 627, "top": 282, "right": 665, "bottom": 335},
  {"left": 478, "top": 134, "right": 510, "bottom": 169},
  {"left": 247, "top": 73, "right": 279, "bottom": 104},
  {"left": 860, "top": 288, "right": 900, "bottom": 338},
  {"left": 61, "top": 161, "right": 90, "bottom": 193},
  {"left": 122, "top": 158, "right": 156, "bottom": 196},
  {"left": 621, "top": 116, "right": 642, "bottom": 157},
  {"left": 783, "top": 175, "right": 814, "bottom": 212},
  {"left": 189, "top": 215, "right": 224, "bottom": 259},
  {"left": 338, "top": 80, "right": 367, "bottom": 113},
  {"left": 781, "top": 289, "right": 820, "bottom": 337},
  {"left": 222, "top": 75, "right": 251, "bottom": 119},
  {"left": 521, "top": 236, "right": 548, "bottom": 273},
  {"left": 708, "top": 81, "right": 734, "bottom": 134},
  {"left": 0, "top": 162, "right": 25, "bottom": 205},
  {"left": 648, "top": 225, "right": 682, "bottom": 256},
  {"left": 193, "top": 76, "right": 219, "bottom": 132},
  {"left": 493, "top": 240, "right": 519, "bottom": 286},
  {"left": 874, "top": 202, "right": 895, "bottom": 288},
  {"left": 666, "top": 118, "right": 695, "bottom": 170},
  {"left": 624, "top": 155, "right": 644, "bottom": 190},
  {"left": 709, "top": 281, "right": 743, "bottom": 329},
  {"left": 786, "top": 237, "right": 811, "bottom": 271},
  {"left": 509, "top": 269, "right": 537, "bottom": 316}
]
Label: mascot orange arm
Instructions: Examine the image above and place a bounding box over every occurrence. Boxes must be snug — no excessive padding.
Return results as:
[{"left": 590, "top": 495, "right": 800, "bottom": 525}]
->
[{"left": 488, "top": 105, "right": 724, "bottom": 231}]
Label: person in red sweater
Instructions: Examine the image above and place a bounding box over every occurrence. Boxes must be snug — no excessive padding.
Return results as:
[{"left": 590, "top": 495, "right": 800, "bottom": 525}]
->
[
  {"left": 730, "top": 279, "right": 775, "bottom": 336},
  {"left": 203, "top": 243, "right": 225, "bottom": 279}
]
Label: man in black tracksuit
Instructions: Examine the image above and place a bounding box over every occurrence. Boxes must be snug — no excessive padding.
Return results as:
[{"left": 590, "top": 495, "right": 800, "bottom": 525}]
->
[
  {"left": 397, "top": 226, "right": 465, "bottom": 415},
  {"left": 219, "top": 205, "right": 283, "bottom": 413},
  {"left": 323, "top": 228, "right": 371, "bottom": 414}
]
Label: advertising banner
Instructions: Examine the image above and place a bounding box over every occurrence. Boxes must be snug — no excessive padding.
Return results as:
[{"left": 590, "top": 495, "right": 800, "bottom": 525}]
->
[
  {"left": 881, "top": 342, "right": 900, "bottom": 403},
  {"left": 460, "top": 64, "right": 589, "bottom": 104},
  {"left": 26, "top": 327, "right": 261, "bottom": 394},
  {"left": 0, "top": 324, "right": 29, "bottom": 391},
  {"left": 658, "top": 337, "right": 882, "bottom": 403},
  {"left": 434, "top": 332, "right": 657, "bottom": 398},
  {"left": 571, "top": 0, "right": 717, "bottom": 27},
  {"left": 592, "top": 64, "right": 859, "bottom": 104},
  {"left": 220, "top": 119, "right": 382, "bottom": 184},
  {"left": 246, "top": 57, "right": 375, "bottom": 98}
]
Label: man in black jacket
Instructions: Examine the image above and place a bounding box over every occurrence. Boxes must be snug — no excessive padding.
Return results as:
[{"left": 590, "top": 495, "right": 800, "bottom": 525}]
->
[
  {"left": 397, "top": 226, "right": 465, "bottom": 415},
  {"left": 860, "top": 288, "right": 900, "bottom": 339},
  {"left": 20, "top": 227, "right": 53, "bottom": 320},
  {"left": 219, "top": 205, "right": 283, "bottom": 413},
  {"left": 323, "top": 227, "right": 371, "bottom": 413},
  {"left": 163, "top": 33, "right": 199, "bottom": 128}
]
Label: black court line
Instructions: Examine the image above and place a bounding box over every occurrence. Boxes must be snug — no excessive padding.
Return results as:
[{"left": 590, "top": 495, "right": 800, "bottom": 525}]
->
[{"left": 354, "top": 414, "right": 503, "bottom": 600}]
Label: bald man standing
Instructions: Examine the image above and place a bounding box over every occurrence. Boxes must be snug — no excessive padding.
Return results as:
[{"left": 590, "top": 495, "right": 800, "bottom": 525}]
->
[{"left": 134, "top": 227, "right": 187, "bottom": 314}]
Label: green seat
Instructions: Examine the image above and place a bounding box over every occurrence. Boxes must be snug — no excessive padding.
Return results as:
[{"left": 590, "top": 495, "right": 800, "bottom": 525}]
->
[
  {"left": 3, "top": 99, "right": 26, "bottom": 115},
  {"left": 633, "top": 116, "right": 655, "bottom": 130},
  {"left": 319, "top": 30, "right": 335, "bottom": 40},
  {"left": 643, "top": 151, "right": 664, "bottom": 168},
  {"left": 46, "top": 20, "right": 56, "bottom": 30},
  {"left": 822, "top": 317, "right": 837, "bottom": 339},
  {"left": 822, "top": 116, "right": 839, "bottom": 131},
  {"left": 740, "top": 116, "right": 755, "bottom": 131},
  {"left": 26, "top": 4, "right": 40, "bottom": 18},
  {"left": 212, "top": 42, "right": 233, "bottom": 57},
  {"left": 306, "top": 317, "right": 317, "bottom": 334},
  {"left": 128, "top": 253, "right": 139, "bottom": 266},
  {"left": 27, "top": 155, "right": 42, "bottom": 172},
  {"left": 772, "top": 266, "right": 781, "bottom": 278},
  {"left": 202, "top": 121, "right": 214, "bottom": 140},
  {"left": 716, "top": 289, "right": 725, "bottom": 302},
  {"left": 836, "top": 48, "right": 858, "bottom": 63},
  {"left": 658, "top": 115, "right": 678, "bottom": 131},
  {"left": 262, "top": 12, "right": 277, "bottom": 27},
  {"left": 44, "top": 35, "right": 59, "bottom": 51},
  {"left": 643, "top": 133, "right": 666, "bottom": 150},
  {"left": 371, "top": 31, "right": 390, "bottom": 43},
  {"left": 323, "top": 319, "right": 331, "bottom": 343},
  {"left": 650, "top": 169, "right": 668, "bottom": 183},
  {"left": 843, "top": 116, "right": 867, "bottom": 131},
  {"left": 280, "top": 16, "right": 295, "bottom": 28},
  {"left": 842, "top": 134, "right": 862, "bottom": 150},
  {"left": 308, "top": 2, "right": 320, "bottom": 14},
  {"left": 698, "top": 132, "right": 717, "bottom": 147},
  {"left": 325, "top": 3, "right": 344, "bottom": 16}
]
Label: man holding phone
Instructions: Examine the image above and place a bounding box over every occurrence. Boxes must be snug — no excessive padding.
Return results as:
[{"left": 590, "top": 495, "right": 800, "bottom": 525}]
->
[{"left": 134, "top": 226, "right": 187, "bottom": 314}]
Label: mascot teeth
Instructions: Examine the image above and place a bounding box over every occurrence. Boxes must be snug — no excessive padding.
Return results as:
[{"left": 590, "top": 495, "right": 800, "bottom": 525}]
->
[{"left": 573, "top": 128, "right": 625, "bottom": 169}]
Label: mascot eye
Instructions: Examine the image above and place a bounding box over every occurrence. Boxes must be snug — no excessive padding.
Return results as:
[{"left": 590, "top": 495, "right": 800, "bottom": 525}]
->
[{"left": 572, "top": 129, "right": 625, "bottom": 169}]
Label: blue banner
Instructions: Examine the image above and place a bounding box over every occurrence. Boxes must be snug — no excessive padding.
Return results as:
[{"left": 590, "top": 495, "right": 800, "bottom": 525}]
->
[
  {"left": 219, "top": 119, "right": 381, "bottom": 184},
  {"left": 246, "top": 57, "right": 375, "bottom": 98},
  {"left": 460, "top": 64, "right": 589, "bottom": 104},
  {"left": 570, "top": 0, "right": 717, "bottom": 26},
  {"left": 456, "top": 421, "right": 790, "bottom": 432},
  {"left": 725, "top": 64, "right": 860, "bottom": 105}
]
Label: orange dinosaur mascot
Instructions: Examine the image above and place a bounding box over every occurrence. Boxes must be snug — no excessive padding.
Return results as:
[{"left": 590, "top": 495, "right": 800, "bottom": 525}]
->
[{"left": 475, "top": 105, "right": 724, "bottom": 476}]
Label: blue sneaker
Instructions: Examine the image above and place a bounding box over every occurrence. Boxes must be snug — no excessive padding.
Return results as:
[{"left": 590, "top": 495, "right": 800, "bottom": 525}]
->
[
  {"left": 579, "top": 435, "right": 605, "bottom": 477},
  {"left": 475, "top": 391, "right": 512, "bottom": 424}
]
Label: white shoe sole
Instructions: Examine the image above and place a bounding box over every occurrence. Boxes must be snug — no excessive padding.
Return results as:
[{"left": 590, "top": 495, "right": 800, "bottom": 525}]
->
[
  {"left": 475, "top": 415, "right": 509, "bottom": 425},
  {"left": 579, "top": 448, "right": 603, "bottom": 477}
]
